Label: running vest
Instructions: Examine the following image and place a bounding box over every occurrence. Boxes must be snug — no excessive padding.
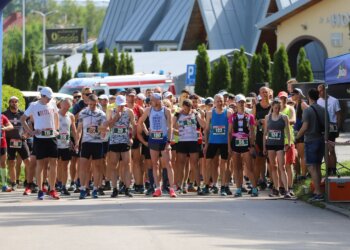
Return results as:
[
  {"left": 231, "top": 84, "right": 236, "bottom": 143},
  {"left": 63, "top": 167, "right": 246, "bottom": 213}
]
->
[
  {"left": 148, "top": 107, "right": 168, "bottom": 143},
  {"left": 255, "top": 102, "right": 271, "bottom": 133},
  {"left": 109, "top": 109, "right": 130, "bottom": 145},
  {"left": 281, "top": 106, "right": 294, "bottom": 144},
  {"left": 177, "top": 112, "right": 199, "bottom": 142},
  {"left": 232, "top": 112, "right": 250, "bottom": 136},
  {"left": 266, "top": 114, "right": 285, "bottom": 146},
  {"left": 209, "top": 108, "right": 228, "bottom": 144},
  {"left": 57, "top": 112, "right": 71, "bottom": 149}
]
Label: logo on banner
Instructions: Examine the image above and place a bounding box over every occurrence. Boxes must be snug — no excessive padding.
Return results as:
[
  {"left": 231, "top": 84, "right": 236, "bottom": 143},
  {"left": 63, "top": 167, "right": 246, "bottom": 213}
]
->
[{"left": 337, "top": 63, "right": 347, "bottom": 79}]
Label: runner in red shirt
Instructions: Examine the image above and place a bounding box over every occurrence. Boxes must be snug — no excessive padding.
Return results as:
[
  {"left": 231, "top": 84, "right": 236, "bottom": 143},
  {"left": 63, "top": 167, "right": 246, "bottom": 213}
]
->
[{"left": 1, "top": 114, "right": 14, "bottom": 192}]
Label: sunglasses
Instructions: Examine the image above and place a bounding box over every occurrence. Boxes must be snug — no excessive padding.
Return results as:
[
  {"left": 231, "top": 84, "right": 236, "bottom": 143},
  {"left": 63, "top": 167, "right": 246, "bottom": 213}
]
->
[
  {"left": 84, "top": 93, "right": 92, "bottom": 97},
  {"left": 74, "top": 95, "right": 81, "bottom": 99}
]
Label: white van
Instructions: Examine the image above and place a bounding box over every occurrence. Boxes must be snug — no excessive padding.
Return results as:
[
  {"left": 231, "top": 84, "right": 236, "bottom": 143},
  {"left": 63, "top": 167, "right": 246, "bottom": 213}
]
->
[
  {"left": 59, "top": 73, "right": 175, "bottom": 96},
  {"left": 22, "top": 91, "right": 73, "bottom": 109}
]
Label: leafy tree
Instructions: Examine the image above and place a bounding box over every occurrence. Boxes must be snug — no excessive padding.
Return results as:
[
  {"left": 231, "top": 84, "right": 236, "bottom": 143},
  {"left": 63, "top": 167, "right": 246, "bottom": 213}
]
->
[
  {"left": 261, "top": 43, "right": 272, "bottom": 83},
  {"left": 9, "top": 54, "right": 17, "bottom": 87},
  {"left": 102, "top": 48, "right": 111, "bottom": 73},
  {"left": 239, "top": 46, "right": 249, "bottom": 68},
  {"left": 248, "top": 53, "right": 264, "bottom": 93},
  {"left": 77, "top": 51, "right": 89, "bottom": 74},
  {"left": 110, "top": 48, "right": 119, "bottom": 75},
  {"left": 30, "top": 48, "right": 38, "bottom": 71},
  {"left": 118, "top": 51, "right": 127, "bottom": 75},
  {"left": 15, "top": 54, "right": 24, "bottom": 90},
  {"left": 126, "top": 53, "right": 134, "bottom": 74},
  {"left": 296, "top": 47, "right": 314, "bottom": 82},
  {"left": 32, "top": 67, "right": 45, "bottom": 91},
  {"left": 208, "top": 62, "right": 219, "bottom": 96},
  {"left": 51, "top": 64, "right": 60, "bottom": 92},
  {"left": 231, "top": 51, "right": 248, "bottom": 94},
  {"left": 271, "top": 44, "right": 291, "bottom": 94},
  {"left": 215, "top": 56, "right": 231, "bottom": 94},
  {"left": 89, "top": 43, "right": 101, "bottom": 72},
  {"left": 22, "top": 49, "right": 33, "bottom": 90},
  {"left": 1, "top": 85, "right": 26, "bottom": 112},
  {"left": 46, "top": 66, "right": 53, "bottom": 91},
  {"left": 3, "top": 55, "right": 15, "bottom": 87},
  {"left": 194, "top": 44, "right": 211, "bottom": 97},
  {"left": 67, "top": 66, "right": 73, "bottom": 81}
]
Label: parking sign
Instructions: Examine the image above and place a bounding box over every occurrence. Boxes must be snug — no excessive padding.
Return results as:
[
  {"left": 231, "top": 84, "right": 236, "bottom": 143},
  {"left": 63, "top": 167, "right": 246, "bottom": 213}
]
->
[{"left": 186, "top": 64, "right": 196, "bottom": 85}]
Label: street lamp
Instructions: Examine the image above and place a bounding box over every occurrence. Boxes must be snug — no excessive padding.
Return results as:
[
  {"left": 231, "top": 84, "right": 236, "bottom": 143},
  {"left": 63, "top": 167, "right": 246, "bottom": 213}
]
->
[{"left": 31, "top": 10, "right": 58, "bottom": 67}]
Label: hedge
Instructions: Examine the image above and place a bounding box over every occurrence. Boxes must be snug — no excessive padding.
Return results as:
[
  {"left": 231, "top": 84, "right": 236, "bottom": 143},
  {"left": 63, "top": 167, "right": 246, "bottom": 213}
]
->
[{"left": 1, "top": 84, "right": 26, "bottom": 112}]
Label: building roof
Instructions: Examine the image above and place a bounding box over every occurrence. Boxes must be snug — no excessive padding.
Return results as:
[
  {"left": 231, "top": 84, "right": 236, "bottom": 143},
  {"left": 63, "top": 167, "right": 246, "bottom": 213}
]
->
[{"left": 257, "top": 0, "right": 321, "bottom": 29}]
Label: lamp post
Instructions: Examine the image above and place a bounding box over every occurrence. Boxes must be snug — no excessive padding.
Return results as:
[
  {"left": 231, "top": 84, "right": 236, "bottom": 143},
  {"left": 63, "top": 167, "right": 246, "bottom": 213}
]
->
[{"left": 31, "top": 10, "right": 58, "bottom": 67}]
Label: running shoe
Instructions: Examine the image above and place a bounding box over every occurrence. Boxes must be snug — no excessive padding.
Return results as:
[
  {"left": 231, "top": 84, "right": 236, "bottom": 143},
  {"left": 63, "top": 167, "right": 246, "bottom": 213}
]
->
[
  {"left": 241, "top": 186, "right": 248, "bottom": 193},
  {"left": 251, "top": 188, "right": 259, "bottom": 197},
  {"left": 169, "top": 188, "right": 177, "bottom": 198},
  {"left": 98, "top": 188, "right": 105, "bottom": 196},
  {"left": 220, "top": 186, "right": 227, "bottom": 196},
  {"left": 197, "top": 187, "right": 204, "bottom": 196},
  {"left": 234, "top": 188, "right": 242, "bottom": 197},
  {"left": 111, "top": 188, "right": 119, "bottom": 198},
  {"left": 119, "top": 185, "right": 126, "bottom": 195},
  {"left": 38, "top": 190, "right": 44, "bottom": 200},
  {"left": 289, "top": 190, "right": 295, "bottom": 197},
  {"left": 42, "top": 185, "right": 48, "bottom": 194},
  {"left": 269, "top": 189, "right": 280, "bottom": 197},
  {"left": 92, "top": 189, "right": 98, "bottom": 199},
  {"left": 153, "top": 188, "right": 162, "bottom": 197},
  {"left": 86, "top": 189, "right": 91, "bottom": 197},
  {"left": 145, "top": 187, "right": 154, "bottom": 196},
  {"left": 68, "top": 182, "right": 76, "bottom": 192},
  {"left": 32, "top": 184, "right": 39, "bottom": 193},
  {"left": 225, "top": 186, "right": 232, "bottom": 195},
  {"left": 182, "top": 186, "right": 188, "bottom": 194},
  {"left": 11, "top": 183, "right": 17, "bottom": 191},
  {"left": 279, "top": 187, "right": 286, "bottom": 196},
  {"left": 79, "top": 190, "right": 87, "bottom": 199},
  {"left": 211, "top": 186, "right": 219, "bottom": 194},
  {"left": 258, "top": 180, "right": 267, "bottom": 190},
  {"left": 308, "top": 194, "right": 324, "bottom": 202},
  {"left": 61, "top": 188, "right": 71, "bottom": 196},
  {"left": 202, "top": 185, "right": 210, "bottom": 195},
  {"left": 125, "top": 188, "right": 133, "bottom": 197},
  {"left": 23, "top": 187, "right": 32, "bottom": 195},
  {"left": 104, "top": 181, "right": 112, "bottom": 191},
  {"left": 74, "top": 187, "right": 81, "bottom": 193},
  {"left": 284, "top": 192, "right": 292, "bottom": 199},
  {"left": 188, "top": 183, "right": 196, "bottom": 192},
  {"left": 49, "top": 190, "right": 60, "bottom": 200},
  {"left": 2, "top": 185, "right": 12, "bottom": 192}
]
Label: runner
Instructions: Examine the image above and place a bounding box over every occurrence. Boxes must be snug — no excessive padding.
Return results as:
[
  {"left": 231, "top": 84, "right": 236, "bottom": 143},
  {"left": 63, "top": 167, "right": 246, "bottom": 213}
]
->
[
  {"left": 1, "top": 114, "right": 14, "bottom": 192},
  {"left": 137, "top": 93, "right": 177, "bottom": 198},
  {"left": 228, "top": 94, "right": 258, "bottom": 197},
  {"left": 203, "top": 94, "right": 232, "bottom": 196},
  {"left": 21, "top": 87, "right": 60, "bottom": 200},
  {"left": 108, "top": 95, "right": 135, "bottom": 197},
  {"left": 2, "top": 96, "right": 31, "bottom": 192},
  {"left": 263, "top": 99, "right": 292, "bottom": 198},
  {"left": 76, "top": 94, "right": 108, "bottom": 199}
]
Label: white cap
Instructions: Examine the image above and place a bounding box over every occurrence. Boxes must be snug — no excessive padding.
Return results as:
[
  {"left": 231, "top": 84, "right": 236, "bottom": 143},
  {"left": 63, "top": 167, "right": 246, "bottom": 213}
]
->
[
  {"left": 235, "top": 94, "right": 246, "bottom": 103},
  {"left": 98, "top": 94, "right": 108, "bottom": 100},
  {"left": 293, "top": 88, "right": 305, "bottom": 98},
  {"left": 116, "top": 95, "right": 126, "bottom": 106},
  {"left": 163, "top": 91, "right": 173, "bottom": 99},
  {"left": 40, "top": 87, "right": 53, "bottom": 99},
  {"left": 9, "top": 96, "right": 19, "bottom": 101},
  {"left": 136, "top": 93, "right": 146, "bottom": 101}
]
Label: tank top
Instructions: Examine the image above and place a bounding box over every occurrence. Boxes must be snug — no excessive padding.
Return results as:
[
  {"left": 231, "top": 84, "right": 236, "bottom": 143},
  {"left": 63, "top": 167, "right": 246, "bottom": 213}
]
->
[
  {"left": 177, "top": 112, "right": 198, "bottom": 142},
  {"left": 109, "top": 109, "right": 130, "bottom": 145},
  {"left": 281, "top": 106, "right": 294, "bottom": 144},
  {"left": 266, "top": 114, "right": 285, "bottom": 146},
  {"left": 58, "top": 112, "right": 71, "bottom": 149},
  {"left": 149, "top": 107, "right": 168, "bottom": 144},
  {"left": 255, "top": 102, "right": 271, "bottom": 133},
  {"left": 209, "top": 108, "right": 228, "bottom": 144}
]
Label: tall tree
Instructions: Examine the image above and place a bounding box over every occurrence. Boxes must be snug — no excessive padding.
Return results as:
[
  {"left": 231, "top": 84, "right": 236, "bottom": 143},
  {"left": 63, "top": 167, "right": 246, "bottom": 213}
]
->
[
  {"left": 67, "top": 67, "right": 73, "bottom": 81},
  {"left": 248, "top": 53, "right": 264, "bottom": 93},
  {"left": 30, "top": 48, "right": 38, "bottom": 71},
  {"left": 110, "top": 48, "right": 119, "bottom": 75},
  {"left": 3, "top": 56, "right": 14, "bottom": 86},
  {"left": 52, "top": 64, "right": 60, "bottom": 92},
  {"left": 77, "top": 51, "right": 89, "bottom": 74},
  {"left": 32, "top": 67, "right": 45, "bottom": 91},
  {"left": 9, "top": 54, "right": 17, "bottom": 88},
  {"left": 261, "top": 43, "right": 272, "bottom": 84},
  {"left": 46, "top": 66, "right": 52, "bottom": 89},
  {"left": 60, "top": 60, "right": 71, "bottom": 88},
  {"left": 89, "top": 43, "right": 101, "bottom": 72},
  {"left": 126, "top": 53, "right": 134, "bottom": 74},
  {"left": 118, "top": 51, "right": 127, "bottom": 75},
  {"left": 16, "top": 49, "right": 33, "bottom": 90},
  {"left": 15, "top": 54, "right": 24, "bottom": 90},
  {"left": 194, "top": 44, "right": 211, "bottom": 97},
  {"left": 102, "top": 48, "right": 111, "bottom": 73},
  {"left": 296, "top": 47, "right": 314, "bottom": 82},
  {"left": 208, "top": 62, "right": 219, "bottom": 96},
  {"left": 231, "top": 51, "right": 248, "bottom": 94},
  {"left": 271, "top": 44, "right": 291, "bottom": 94}
]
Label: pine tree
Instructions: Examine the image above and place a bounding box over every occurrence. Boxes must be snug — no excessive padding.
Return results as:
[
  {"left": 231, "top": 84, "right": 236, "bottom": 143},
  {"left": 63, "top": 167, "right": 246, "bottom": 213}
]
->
[
  {"left": 46, "top": 66, "right": 52, "bottom": 88},
  {"left": 3, "top": 57, "right": 13, "bottom": 86},
  {"left": 30, "top": 48, "right": 38, "bottom": 72},
  {"left": 248, "top": 53, "right": 264, "bottom": 93},
  {"left": 60, "top": 60, "right": 70, "bottom": 88},
  {"left": 32, "top": 67, "right": 45, "bottom": 91},
  {"left": 67, "top": 67, "right": 73, "bottom": 80},
  {"left": 15, "top": 54, "right": 24, "bottom": 90},
  {"left": 231, "top": 51, "right": 248, "bottom": 94},
  {"left": 102, "top": 48, "right": 111, "bottom": 73},
  {"left": 52, "top": 64, "right": 60, "bottom": 92},
  {"left": 118, "top": 51, "right": 127, "bottom": 75},
  {"left": 89, "top": 43, "right": 101, "bottom": 72},
  {"left": 110, "top": 48, "right": 119, "bottom": 75},
  {"left": 22, "top": 49, "right": 33, "bottom": 90},
  {"left": 194, "top": 44, "right": 211, "bottom": 97},
  {"left": 77, "top": 51, "right": 89, "bottom": 73},
  {"left": 296, "top": 47, "right": 314, "bottom": 82},
  {"left": 261, "top": 43, "right": 272, "bottom": 84},
  {"left": 9, "top": 54, "right": 17, "bottom": 87},
  {"left": 215, "top": 56, "right": 231, "bottom": 93},
  {"left": 239, "top": 47, "right": 249, "bottom": 68},
  {"left": 209, "top": 62, "right": 219, "bottom": 96},
  {"left": 126, "top": 53, "right": 134, "bottom": 74},
  {"left": 271, "top": 44, "right": 291, "bottom": 94}
]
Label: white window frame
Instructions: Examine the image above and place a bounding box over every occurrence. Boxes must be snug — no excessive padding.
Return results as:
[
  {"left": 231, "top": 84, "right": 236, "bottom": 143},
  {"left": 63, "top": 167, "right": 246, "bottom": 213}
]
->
[
  {"left": 155, "top": 43, "right": 178, "bottom": 52},
  {"left": 122, "top": 44, "right": 143, "bottom": 53}
]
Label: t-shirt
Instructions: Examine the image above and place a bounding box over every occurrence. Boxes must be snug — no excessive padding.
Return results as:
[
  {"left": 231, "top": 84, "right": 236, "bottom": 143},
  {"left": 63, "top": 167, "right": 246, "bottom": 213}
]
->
[
  {"left": 72, "top": 100, "right": 87, "bottom": 116},
  {"left": 302, "top": 103, "right": 326, "bottom": 142},
  {"left": 317, "top": 96, "right": 340, "bottom": 124},
  {"left": 78, "top": 108, "right": 107, "bottom": 143},
  {"left": 1, "top": 115, "right": 10, "bottom": 148},
  {"left": 2, "top": 109, "right": 24, "bottom": 139},
  {"left": 24, "top": 101, "right": 58, "bottom": 138}
]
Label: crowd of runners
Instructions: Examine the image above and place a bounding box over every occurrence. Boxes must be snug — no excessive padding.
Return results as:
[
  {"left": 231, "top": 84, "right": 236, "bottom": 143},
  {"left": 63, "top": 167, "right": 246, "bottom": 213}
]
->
[{"left": 0, "top": 79, "right": 340, "bottom": 201}]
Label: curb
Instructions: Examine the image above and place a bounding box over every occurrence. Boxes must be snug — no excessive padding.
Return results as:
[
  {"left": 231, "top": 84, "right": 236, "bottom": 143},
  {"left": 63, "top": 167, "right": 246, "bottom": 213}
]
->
[{"left": 323, "top": 203, "right": 350, "bottom": 218}]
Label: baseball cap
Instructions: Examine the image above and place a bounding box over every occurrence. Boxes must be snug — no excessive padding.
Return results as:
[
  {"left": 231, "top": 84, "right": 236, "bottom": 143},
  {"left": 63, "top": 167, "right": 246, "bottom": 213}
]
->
[
  {"left": 116, "top": 95, "right": 126, "bottom": 106},
  {"left": 116, "top": 88, "right": 126, "bottom": 93},
  {"left": 278, "top": 91, "right": 288, "bottom": 98},
  {"left": 98, "top": 94, "right": 108, "bottom": 100},
  {"left": 126, "top": 88, "right": 136, "bottom": 96},
  {"left": 109, "top": 95, "right": 116, "bottom": 99},
  {"left": 292, "top": 88, "right": 305, "bottom": 98},
  {"left": 205, "top": 97, "right": 214, "bottom": 105},
  {"left": 136, "top": 93, "right": 146, "bottom": 101},
  {"left": 40, "top": 87, "right": 53, "bottom": 99},
  {"left": 163, "top": 91, "right": 173, "bottom": 99},
  {"left": 235, "top": 94, "right": 246, "bottom": 103},
  {"left": 9, "top": 96, "right": 19, "bottom": 101},
  {"left": 152, "top": 93, "right": 162, "bottom": 100},
  {"left": 218, "top": 90, "right": 228, "bottom": 96},
  {"left": 145, "top": 97, "right": 151, "bottom": 104}
]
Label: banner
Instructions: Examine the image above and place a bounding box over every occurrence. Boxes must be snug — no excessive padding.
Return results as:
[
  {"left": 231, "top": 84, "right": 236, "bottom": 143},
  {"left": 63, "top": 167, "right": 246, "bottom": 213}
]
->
[
  {"left": 46, "top": 28, "right": 84, "bottom": 44},
  {"left": 325, "top": 53, "right": 350, "bottom": 85}
]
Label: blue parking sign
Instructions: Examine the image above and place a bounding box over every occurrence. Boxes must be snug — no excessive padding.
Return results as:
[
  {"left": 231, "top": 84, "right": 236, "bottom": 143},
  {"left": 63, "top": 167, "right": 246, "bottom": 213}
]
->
[{"left": 186, "top": 64, "right": 196, "bottom": 85}]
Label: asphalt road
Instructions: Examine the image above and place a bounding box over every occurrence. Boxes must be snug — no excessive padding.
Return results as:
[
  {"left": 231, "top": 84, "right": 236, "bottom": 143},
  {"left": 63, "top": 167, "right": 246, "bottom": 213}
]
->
[{"left": 0, "top": 191, "right": 349, "bottom": 250}]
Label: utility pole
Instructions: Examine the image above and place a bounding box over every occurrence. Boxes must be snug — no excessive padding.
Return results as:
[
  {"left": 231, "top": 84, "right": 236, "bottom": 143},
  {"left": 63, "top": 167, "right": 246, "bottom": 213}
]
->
[{"left": 22, "top": 0, "right": 25, "bottom": 56}]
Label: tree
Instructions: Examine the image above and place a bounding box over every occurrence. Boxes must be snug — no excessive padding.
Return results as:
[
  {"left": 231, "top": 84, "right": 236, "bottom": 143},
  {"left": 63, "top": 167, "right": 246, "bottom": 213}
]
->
[
  {"left": 1, "top": 85, "right": 26, "bottom": 112},
  {"left": 30, "top": 48, "right": 38, "bottom": 71},
  {"left": 15, "top": 54, "right": 25, "bottom": 90},
  {"left": 118, "top": 51, "right": 127, "bottom": 75},
  {"left": 60, "top": 60, "right": 71, "bottom": 88},
  {"left": 126, "top": 53, "right": 134, "bottom": 74},
  {"left": 102, "top": 48, "right": 111, "bottom": 73},
  {"left": 261, "top": 43, "right": 271, "bottom": 84},
  {"left": 194, "top": 44, "right": 211, "bottom": 97},
  {"left": 248, "top": 53, "right": 264, "bottom": 93},
  {"left": 89, "top": 43, "right": 101, "bottom": 72},
  {"left": 231, "top": 51, "right": 248, "bottom": 94},
  {"left": 67, "top": 67, "right": 73, "bottom": 81},
  {"left": 32, "top": 67, "right": 45, "bottom": 91},
  {"left": 9, "top": 54, "right": 17, "bottom": 87},
  {"left": 3, "top": 55, "right": 15, "bottom": 86},
  {"left": 215, "top": 56, "right": 231, "bottom": 94},
  {"left": 46, "top": 66, "right": 52, "bottom": 89},
  {"left": 21, "top": 49, "right": 33, "bottom": 90},
  {"left": 110, "top": 48, "right": 119, "bottom": 75},
  {"left": 77, "top": 51, "right": 89, "bottom": 74},
  {"left": 296, "top": 47, "right": 314, "bottom": 82},
  {"left": 209, "top": 62, "right": 219, "bottom": 96},
  {"left": 271, "top": 44, "right": 291, "bottom": 94},
  {"left": 51, "top": 64, "right": 60, "bottom": 92}
]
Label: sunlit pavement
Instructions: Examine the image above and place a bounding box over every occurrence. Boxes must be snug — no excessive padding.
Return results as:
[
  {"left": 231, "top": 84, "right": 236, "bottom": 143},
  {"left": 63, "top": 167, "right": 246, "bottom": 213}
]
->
[{"left": 0, "top": 189, "right": 349, "bottom": 250}]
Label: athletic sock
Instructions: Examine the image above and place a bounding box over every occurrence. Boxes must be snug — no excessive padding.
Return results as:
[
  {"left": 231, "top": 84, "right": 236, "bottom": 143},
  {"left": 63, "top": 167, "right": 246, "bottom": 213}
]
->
[
  {"left": 148, "top": 169, "right": 154, "bottom": 187},
  {"left": 0, "top": 168, "right": 7, "bottom": 185},
  {"left": 162, "top": 168, "right": 169, "bottom": 188}
]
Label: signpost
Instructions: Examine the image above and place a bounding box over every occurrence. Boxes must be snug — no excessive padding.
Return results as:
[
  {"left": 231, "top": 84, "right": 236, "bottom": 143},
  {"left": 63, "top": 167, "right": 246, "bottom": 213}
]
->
[
  {"left": 186, "top": 64, "right": 196, "bottom": 86},
  {"left": 46, "top": 28, "right": 84, "bottom": 45}
]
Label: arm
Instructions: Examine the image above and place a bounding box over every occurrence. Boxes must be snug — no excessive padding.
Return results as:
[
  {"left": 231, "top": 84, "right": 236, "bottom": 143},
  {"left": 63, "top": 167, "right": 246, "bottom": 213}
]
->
[
  {"left": 75, "top": 122, "right": 83, "bottom": 148},
  {"left": 284, "top": 115, "right": 291, "bottom": 147},
  {"left": 70, "top": 114, "right": 78, "bottom": 144},
  {"left": 262, "top": 115, "right": 269, "bottom": 154},
  {"left": 129, "top": 109, "right": 136, "bottom": 139},
  {"left": 1, "top": 118, "right": 13, "bottom": 132},
  {"left": 54, "top": 112, "right": 59, "bottom": 132},
  {"left": 228, "top": 122, "right": 233, "bottom": 152},
  {"left": 137, "top": 108, "right": 150, "bottom": 146},
  {"left": 195, "top": 110, "right": 206, "bottom": 129},
  {"left": 108, "top": 108, "right": 121, "bottom": 127},
  {"left": 288, "top": 106, "right": 296, "bottom": 125},
  {"left": 204, "top": 111, "right": 212, "bottom": 149},
  {"left": 20, "top": 114, "right": 35, "bottom": 136},
  {"left": 296, "top": 122, "right": 308, "bottom": 140},
  {"left": 166, "top": 108, "right": 173, "bottom": 144}
]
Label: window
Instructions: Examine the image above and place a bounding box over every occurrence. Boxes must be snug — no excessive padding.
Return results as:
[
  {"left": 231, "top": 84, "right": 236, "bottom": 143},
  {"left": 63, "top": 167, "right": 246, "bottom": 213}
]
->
[
  {"left": 122, "top": 45, "right": 143, "bottom": 53},
  {"left": 156, "top": 44, "right": 178, "bottom": 52}
]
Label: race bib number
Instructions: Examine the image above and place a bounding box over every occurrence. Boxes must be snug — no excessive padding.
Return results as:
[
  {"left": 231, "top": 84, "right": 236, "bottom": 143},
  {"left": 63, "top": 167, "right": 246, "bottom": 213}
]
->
[
  {"left": 268, "top": 130, "right": 281, "bottom": 140},
  {"left": 10, "top": 139, "right": 22, "bottom": 148},
  {"left": 235, "top": 138, "right": 248, "bottom": 147},
  {"left": 41, "top": 129, "right": 54, "bottom": 137},
  {"left": 86, "top": 126, "right": 98, "bottom": 135},
  {"left": 212, "top": 126, "right": 225, "bottom": 135},
  {"left": 113, "top": 126, "right": 128, "bottom": 135},
  {"left": 58, "top": 133, "right": 70, "bottom": 143},
  {"left": 150, "top": 130, "right": 163, "bottom": 140}
]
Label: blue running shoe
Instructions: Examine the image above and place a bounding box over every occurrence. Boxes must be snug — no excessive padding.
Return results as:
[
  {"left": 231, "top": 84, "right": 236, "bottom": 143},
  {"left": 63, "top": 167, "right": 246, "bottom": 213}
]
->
[
  {"left": 234, "top": 188, "right": 242, "bottom": 197},
  {"left": 92, "top": 189, "right": 98, "bottom": 199},
  {"left": 37, "top": 190, "right": 44, "bottom": 200},
  {"left": 79, "top": 190, "right": 87, "bottom": 199},
  {"left": 251, "top": 187, "right": 259, "bottom": 197}
]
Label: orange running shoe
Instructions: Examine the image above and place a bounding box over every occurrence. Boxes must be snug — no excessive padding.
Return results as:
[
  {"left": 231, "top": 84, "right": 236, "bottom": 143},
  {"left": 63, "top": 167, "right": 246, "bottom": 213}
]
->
[
  {"left": 153, "top": 188, "right": 162, "bottom": 197},
  {"left": 49, "top": 190, "right": 60, "bottom": 200},
  {"left": 169, "top": 188, "right": 177, "bottom": 198}
]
